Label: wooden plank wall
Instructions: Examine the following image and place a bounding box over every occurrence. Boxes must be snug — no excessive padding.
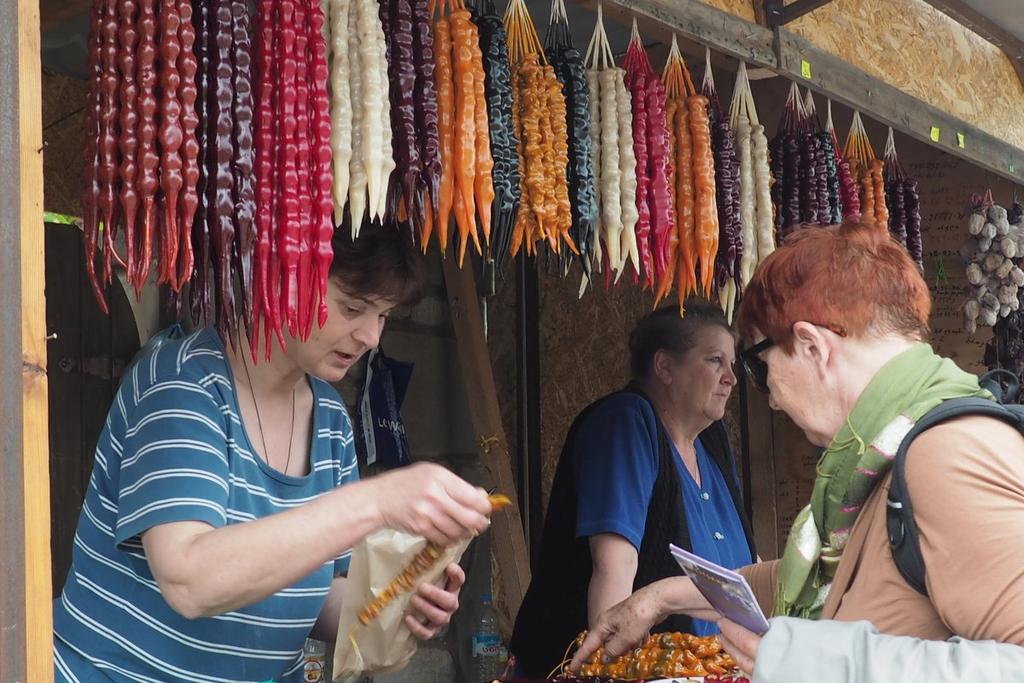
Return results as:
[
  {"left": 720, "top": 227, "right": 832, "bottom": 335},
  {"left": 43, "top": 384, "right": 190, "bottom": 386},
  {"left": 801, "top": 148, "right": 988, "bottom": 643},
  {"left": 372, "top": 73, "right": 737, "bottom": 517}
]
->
[
  {"left": 45, "top": 225, "right": 141, "bottom": 595},
  {"left": 0, "top": 0, "right": 54, "bottom": 679},
  {"left": 442, "top": 258, "right": 532, "bottom": 619}
]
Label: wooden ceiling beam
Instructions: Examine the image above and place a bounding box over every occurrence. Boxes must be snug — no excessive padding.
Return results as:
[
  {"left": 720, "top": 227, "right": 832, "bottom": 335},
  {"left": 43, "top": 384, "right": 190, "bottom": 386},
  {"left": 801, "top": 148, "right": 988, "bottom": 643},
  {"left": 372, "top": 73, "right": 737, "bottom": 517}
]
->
[
  {"left": 921, "top": 0, "right": 1024, "bottom": 90},
  {"left": 762, "top": 0, "right": 838, "bottom": 27}
]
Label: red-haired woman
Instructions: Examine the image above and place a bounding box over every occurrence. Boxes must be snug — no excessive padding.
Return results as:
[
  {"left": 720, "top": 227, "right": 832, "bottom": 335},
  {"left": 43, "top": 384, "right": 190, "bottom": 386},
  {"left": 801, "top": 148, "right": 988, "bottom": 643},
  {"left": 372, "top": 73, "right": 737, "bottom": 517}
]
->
[{"left": 570, "top": 220, "right": 1024, "bottom": 678}]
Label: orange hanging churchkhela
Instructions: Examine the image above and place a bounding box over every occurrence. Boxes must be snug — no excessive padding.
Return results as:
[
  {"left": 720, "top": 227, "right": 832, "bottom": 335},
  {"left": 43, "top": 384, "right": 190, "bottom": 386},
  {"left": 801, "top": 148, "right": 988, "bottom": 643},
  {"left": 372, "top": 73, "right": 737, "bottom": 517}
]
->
[
  {"left": 661, "top": 36, "right": 718, "bottom": 311},
  {"left": 428, "top": 0, "right": 495, "bottom": 264},
  {"left": 504, "top": 0, "right": 574, "bottom": 259},
  {"left": 844, "top": 110, "right": 889, "bottom": 231}
]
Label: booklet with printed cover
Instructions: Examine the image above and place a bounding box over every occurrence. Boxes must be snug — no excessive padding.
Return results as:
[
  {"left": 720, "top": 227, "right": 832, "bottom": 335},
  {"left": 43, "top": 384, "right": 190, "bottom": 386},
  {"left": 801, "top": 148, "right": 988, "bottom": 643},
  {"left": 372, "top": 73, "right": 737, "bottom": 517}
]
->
[{"left": 668, "top": 544, "right": 770, "bottom": 635}]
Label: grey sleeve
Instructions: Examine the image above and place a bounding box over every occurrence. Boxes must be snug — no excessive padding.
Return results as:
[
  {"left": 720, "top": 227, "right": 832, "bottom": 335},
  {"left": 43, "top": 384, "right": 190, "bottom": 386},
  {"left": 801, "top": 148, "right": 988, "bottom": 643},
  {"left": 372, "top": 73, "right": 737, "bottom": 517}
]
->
[{"left": 753, "top": 617, "right": 1024, "bottom": 683}]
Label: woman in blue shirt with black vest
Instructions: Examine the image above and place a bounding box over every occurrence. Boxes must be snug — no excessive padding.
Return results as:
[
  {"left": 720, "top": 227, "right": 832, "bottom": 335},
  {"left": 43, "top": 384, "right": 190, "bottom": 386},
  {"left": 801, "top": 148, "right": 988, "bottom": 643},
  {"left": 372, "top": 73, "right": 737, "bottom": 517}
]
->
[{"left": 511, "top": 300, "right": 757, "bottom": 678}]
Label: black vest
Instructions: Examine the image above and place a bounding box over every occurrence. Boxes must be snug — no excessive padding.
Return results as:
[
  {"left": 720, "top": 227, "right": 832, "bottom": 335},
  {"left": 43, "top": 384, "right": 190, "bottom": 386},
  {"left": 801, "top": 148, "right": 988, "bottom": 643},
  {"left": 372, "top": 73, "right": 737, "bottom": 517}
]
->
[{"left": 509, "top": 385, "right": 756, "bottom": 678}]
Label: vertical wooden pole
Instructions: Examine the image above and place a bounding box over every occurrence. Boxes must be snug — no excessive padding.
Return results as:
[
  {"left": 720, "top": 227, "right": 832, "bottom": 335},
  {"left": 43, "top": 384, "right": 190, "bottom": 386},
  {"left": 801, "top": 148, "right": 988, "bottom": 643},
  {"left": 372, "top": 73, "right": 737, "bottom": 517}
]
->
[
  {"left": 442, "top": 257, "right": 531, "bottom": 617},
  {"left": 1, "top": 0, "right": 53, "bottom": 680}
]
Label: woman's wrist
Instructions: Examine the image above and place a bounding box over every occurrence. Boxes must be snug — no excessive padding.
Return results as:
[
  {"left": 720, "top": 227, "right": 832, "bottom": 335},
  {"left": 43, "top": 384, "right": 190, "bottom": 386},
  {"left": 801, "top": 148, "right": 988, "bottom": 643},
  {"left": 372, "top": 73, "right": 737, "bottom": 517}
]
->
[
  {"left": 649, "top": 576, "right": 703, "bottom": 622},
  {"left": 320, "top": 479, "right": 385, "bottom": 544}
]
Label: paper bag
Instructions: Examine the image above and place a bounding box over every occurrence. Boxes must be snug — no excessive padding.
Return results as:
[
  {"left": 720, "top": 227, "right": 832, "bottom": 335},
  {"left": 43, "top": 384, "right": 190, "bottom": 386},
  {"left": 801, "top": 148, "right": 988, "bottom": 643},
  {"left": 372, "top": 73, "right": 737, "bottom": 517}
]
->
[{"left": 332, "top": 529, "right": 471, "bottom": 680}]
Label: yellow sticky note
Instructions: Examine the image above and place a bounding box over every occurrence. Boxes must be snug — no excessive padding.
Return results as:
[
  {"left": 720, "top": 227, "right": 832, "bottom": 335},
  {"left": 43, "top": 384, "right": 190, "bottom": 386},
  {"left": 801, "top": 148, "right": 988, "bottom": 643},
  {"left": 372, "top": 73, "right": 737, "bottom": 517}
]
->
[
  {"left": 957, "top": 133, "right": 965, "bottom": 148},
  {"left": 929, "top": 126, "right": 940, "bottom": 142},
  {"left": 800, "top": 59, "right": 812, "bottom": 79}
]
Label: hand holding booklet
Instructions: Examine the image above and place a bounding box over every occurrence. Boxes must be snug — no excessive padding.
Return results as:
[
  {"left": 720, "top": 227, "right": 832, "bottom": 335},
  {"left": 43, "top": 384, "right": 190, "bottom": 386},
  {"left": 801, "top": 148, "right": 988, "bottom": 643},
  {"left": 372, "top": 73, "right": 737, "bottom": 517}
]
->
[{"left": 669, "top": 544, "right": 770, "bottom": 635}]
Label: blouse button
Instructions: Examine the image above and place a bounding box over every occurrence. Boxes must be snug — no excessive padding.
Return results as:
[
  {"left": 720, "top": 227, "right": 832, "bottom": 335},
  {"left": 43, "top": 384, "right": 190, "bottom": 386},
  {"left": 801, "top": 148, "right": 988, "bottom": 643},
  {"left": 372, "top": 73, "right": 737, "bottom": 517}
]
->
[
  {"left": 701, "top": 492, "right": 710, "bottom": 501},
  {"left": 714, "top": 531, "right": 725, "bottom": 541}
]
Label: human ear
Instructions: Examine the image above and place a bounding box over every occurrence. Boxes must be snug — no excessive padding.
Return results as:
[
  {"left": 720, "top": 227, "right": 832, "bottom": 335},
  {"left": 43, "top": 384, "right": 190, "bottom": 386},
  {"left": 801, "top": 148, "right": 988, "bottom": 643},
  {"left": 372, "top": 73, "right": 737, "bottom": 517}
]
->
[
  {"left": 791, "top": 321, "right": 832, "bottom": 380},
  {"left": 653, "top": 349, "right": 675, "bottom": 384}
]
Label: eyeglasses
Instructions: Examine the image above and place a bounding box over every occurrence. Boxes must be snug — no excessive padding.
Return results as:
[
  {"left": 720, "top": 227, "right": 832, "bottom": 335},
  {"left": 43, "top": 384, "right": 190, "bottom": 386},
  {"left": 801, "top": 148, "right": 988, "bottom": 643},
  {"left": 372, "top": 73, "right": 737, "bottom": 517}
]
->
[
  {"left": 739, "top": 324, "right": 848, "bottom": 393},
  {"left": 740, "top": 338, "right": 775, "bottom": 393}
]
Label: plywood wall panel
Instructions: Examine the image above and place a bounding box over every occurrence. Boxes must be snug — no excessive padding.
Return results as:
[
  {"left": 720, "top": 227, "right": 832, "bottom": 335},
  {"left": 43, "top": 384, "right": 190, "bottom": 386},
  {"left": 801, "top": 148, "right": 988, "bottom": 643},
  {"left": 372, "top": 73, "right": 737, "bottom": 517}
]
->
[{"left": 787, "top": 0, "right": 1024, "bottom": 150}]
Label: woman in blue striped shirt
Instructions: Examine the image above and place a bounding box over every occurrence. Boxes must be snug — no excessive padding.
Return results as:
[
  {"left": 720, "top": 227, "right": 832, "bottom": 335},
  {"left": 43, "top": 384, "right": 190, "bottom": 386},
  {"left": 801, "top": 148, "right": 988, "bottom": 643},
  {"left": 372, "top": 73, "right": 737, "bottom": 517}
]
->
[{"left": 53, "top": 227, "right": 492, "bottom": 683}]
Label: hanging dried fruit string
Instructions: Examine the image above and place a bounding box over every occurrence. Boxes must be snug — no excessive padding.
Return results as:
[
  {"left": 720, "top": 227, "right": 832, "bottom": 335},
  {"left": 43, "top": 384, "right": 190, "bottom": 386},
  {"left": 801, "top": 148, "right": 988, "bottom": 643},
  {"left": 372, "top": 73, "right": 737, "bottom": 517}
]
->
[
  {"left": 659, "top": 35, "right": 688, "bottom": 306},
  {"left": 882, "top": 127, "right": 924, "bottom": 271},
  {"left": 544, "top": 0, "right": 598, "bottom": 283},
  {"left": 327, "top": 0, "right": 393, "bottom": 237},
  {"left": 382, "top": 0, "right": 443, "bottom": 245},
  {"left": 686, "top": 52, "right": 718, "bottom": 299},
  {"left": 701, "top": 46, "right": 740, "bottom": 320},
  {"left": 472, "top": 0, "right": 521, "bottom": 272},
  {"left": 622, "top": 19, "right": 674, "bottom": 293},
  {"left": 800, "top": 90, "right": 834, "bottom": 226},
  {"left": 583, "top": 2, "right": 637, "bottom": 286},
  {"left": 505, "top": 0, "right": 573, "bottom": 259},
  {"left": 825, "top": 99, "right": 860, "bottom": 220},
  {"left": 801, "top": 91, "right": 842, "bottom": 224},
  {"left": 189, "top": 0, "right": 212, "bottom": 326},
  {"left": 82, "top": 0, "right": 203, "bottom": 313},
  {"left": 769, "top": 82, "right": 805, "bottom": 239},
  {"left": 727, "top": 61, "right": 774, "bottom": 291},
  {"left": 843, "top": 110, "right": 889, "bottom": 231},
  {"left": 208, "top": 0, "right": 240, "bottom": 347},
  {"left": 430, "top": 0, "right": 496, "bottom": 265},
  {"left": 117, "top": 0, "right": 140, "bottom": 295},
  {"left": 662, "top": 35, "right": 717, "bottom": 309},
  {"left": 248, "top": 0, "right": 338, "bottom": 359}
]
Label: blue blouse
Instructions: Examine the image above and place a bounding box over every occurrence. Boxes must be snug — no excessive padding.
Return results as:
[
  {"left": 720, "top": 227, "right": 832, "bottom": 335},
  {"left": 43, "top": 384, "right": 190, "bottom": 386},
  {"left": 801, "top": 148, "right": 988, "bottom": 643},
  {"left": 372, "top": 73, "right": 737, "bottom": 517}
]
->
[{"left": 573, "top": 393, "right": 752, "bottom": 636}]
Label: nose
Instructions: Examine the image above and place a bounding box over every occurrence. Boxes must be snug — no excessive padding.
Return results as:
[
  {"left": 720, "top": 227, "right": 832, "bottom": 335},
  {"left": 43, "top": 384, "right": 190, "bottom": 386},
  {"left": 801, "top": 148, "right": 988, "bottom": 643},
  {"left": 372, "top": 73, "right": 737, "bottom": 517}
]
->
[
  {"left": 723, "top": 364, "right": 737, "bottom": 386},
  {"left": 768, "top": 394, "right": 779, "bottom": 411},
  {"left": 352, "top": 313, "right": 384, "bottom": 350}
]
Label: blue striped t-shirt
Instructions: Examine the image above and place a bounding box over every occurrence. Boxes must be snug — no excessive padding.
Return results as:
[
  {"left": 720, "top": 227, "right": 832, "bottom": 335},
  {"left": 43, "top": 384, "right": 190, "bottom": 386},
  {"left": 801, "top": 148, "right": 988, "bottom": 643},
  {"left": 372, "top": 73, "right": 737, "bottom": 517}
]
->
[{"left": 53, "top": 327, "right": 359, "bottom": 683}]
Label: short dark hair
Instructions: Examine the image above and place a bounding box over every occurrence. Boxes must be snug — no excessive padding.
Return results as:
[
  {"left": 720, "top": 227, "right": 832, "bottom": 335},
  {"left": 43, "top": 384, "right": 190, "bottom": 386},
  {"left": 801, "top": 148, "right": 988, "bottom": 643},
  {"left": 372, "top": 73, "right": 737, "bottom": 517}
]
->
[
  {"left": 629, "top": 300, "right": 735, "bottom": 380},
  {"left": 328, "top": 223, "right": 427, "bottom": 307}
]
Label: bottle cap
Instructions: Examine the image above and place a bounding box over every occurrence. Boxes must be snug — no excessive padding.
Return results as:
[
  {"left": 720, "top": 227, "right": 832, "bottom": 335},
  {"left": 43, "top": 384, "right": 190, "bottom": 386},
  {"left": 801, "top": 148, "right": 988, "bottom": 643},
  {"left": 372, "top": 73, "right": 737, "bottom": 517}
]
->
[{"left": 481, "top": 593, "right": 492, "bottom": 604}]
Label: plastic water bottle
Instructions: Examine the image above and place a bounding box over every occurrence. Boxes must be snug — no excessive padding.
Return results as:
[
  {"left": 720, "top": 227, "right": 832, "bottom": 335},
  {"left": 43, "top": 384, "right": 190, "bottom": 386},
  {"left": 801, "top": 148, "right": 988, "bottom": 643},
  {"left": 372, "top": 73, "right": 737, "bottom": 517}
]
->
[
  {"left": 471, "top": 594, "right": 505, "bottom": 682},
  {"left": 302, "top": 638, "right": 326, "bottom": 683}
]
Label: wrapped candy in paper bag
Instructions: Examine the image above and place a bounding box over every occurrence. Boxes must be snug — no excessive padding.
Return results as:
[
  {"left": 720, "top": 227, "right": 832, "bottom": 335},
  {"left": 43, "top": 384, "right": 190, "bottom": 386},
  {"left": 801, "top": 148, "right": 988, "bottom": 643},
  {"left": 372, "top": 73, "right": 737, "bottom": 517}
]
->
[
  {"left": 332, "top": 529, "right": 471, "bottom": 679},
  {"left": 332, "top": 494, "right": 509, "bottom": 679}
]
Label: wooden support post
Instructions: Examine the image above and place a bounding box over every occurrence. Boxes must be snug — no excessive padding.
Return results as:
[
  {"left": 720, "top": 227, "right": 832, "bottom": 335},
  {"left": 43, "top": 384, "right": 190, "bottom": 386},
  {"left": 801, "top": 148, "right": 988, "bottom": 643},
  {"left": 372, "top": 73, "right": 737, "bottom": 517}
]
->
[
  {"left": 1, "top": 0, "right": 53, "bottom": 680},
  {"left": 442, "top": 257, "right": 531, "bottom": 617}
]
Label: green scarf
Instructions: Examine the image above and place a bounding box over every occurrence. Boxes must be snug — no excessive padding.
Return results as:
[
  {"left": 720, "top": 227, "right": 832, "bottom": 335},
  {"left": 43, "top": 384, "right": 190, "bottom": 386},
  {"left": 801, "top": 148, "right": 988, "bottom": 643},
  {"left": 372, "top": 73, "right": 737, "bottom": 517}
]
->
[{"left": 775, "top": 343, "right": 992, "bottom": 618}]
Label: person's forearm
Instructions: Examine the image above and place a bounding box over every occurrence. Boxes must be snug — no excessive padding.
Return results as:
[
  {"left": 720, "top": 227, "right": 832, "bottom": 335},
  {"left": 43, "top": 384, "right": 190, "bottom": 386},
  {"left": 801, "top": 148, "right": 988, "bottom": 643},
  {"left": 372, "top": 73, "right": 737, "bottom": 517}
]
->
[
  {"left": 150, "top": 480, "right": 380, "bottom": 618},
  {"left": 588, "top": 561, "right": 638, "bottom": 627}
]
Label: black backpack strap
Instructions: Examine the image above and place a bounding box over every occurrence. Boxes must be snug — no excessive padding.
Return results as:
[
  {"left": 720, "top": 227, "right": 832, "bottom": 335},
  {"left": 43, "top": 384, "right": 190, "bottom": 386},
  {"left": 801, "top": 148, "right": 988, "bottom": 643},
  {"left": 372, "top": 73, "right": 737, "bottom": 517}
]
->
[
  {"left": 887, "top": 397, "right": 1024, "bottom": 596},
  {"left": 980, "top": 368, "right": 1020, "bottom": 403}
]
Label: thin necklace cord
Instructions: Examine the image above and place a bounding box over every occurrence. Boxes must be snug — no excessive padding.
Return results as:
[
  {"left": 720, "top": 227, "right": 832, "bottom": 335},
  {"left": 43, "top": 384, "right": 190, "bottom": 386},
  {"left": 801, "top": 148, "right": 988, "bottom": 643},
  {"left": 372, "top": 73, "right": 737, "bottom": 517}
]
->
[{"left": 240, "top": 353, "right": 296, "bottom": 475}]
